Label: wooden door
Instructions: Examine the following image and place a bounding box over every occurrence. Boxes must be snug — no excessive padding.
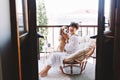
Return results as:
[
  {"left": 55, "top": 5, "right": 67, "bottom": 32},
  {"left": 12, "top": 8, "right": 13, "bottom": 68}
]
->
[
  {"left": 96, "top": 0, "right": 114, "bottom": 80},
  {"left": 113, "top": 0, "right": 120, "bottom": 80}
]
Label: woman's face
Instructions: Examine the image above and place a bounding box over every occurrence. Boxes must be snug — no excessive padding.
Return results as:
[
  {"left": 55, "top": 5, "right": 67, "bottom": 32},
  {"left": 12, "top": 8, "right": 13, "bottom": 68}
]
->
[{"left": 69, "top": 26, "right": 77, "bottom": 34}]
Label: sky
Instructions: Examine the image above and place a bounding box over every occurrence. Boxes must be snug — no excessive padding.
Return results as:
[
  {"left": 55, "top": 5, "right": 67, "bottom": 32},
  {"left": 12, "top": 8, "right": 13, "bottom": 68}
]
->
[
  {"left": 43, "top": 0, "right": 111, "bottom": 25},
  {"left": 44, "top": 0, "right": 99, "bottom": 16},
  {"left": 16, "top": 0, "right": 110, "bottom": 25},
  {"left": 43, "top": 0, "right": 99, "bottom": 25}
]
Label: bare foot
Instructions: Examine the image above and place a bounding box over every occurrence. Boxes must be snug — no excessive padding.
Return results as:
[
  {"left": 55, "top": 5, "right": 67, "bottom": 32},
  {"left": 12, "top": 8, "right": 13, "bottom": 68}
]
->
[
  {"left": 39, "top": 70, "right": 48, "bottom": 77},
  {"left": 39, "top": 65, "right": 51, "bottom": 77}
]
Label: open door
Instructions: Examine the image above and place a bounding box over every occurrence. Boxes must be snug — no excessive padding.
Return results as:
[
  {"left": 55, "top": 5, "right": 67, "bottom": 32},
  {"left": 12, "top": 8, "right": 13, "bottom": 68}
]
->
[
  {"left": 19, "top": 0, "right": 38, "bottom": 79},
  {"left": 96, "top": 0, "right": 114, "bottom": 80},
  {"left": 113, "top": 0, "right": 120, "bottom": 80},
  {"left": 10, "top": 0, "right": 38, "bottom": 80}
]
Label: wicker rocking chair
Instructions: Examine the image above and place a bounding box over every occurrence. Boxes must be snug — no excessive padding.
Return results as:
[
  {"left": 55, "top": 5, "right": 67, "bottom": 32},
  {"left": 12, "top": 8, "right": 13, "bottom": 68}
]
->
[{"left": 60, "top": 45, "right": 95, "bottom": 75}]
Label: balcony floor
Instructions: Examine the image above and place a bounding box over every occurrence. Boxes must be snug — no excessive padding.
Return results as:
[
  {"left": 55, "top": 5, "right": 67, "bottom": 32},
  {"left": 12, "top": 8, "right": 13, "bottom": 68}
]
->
[{"left": 38, "top": 53, "right": 95, "bottom": 80}]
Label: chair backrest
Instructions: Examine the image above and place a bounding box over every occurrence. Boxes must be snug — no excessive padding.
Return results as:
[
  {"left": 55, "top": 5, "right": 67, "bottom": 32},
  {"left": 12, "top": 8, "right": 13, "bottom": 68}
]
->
[
  {"left": 85, "top": 46, "right": 95, "bottom": 59},
  {"left": 64, "top": 46, "right": 95, "bottom": 63},
  {"left": 74, "top": 46, "right": 95, "bottom": 62}
]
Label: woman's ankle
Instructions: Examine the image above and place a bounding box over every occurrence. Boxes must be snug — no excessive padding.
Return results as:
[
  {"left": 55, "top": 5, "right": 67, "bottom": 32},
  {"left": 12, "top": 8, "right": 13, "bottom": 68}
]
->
[{"left": 39, "top": 65, "right": 51, "bottom": 77}]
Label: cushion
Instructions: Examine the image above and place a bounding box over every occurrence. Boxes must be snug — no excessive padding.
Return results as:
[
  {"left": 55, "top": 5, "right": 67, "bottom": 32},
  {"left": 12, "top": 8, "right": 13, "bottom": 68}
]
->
[{"left": 64, "top": 39, "right": 95, "bottom": 62}]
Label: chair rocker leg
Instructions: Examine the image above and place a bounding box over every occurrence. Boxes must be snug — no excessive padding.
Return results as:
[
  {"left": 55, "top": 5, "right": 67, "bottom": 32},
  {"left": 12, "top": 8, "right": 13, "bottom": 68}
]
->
[{"left": 80, "top": 61, "right": 87, "bottom": 74}]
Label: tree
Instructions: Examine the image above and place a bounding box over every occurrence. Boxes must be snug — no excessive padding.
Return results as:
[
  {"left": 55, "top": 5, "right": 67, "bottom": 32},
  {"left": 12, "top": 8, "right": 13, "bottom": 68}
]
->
[{"left": 37, "top": 0, "right": 48, "bottom": 52}]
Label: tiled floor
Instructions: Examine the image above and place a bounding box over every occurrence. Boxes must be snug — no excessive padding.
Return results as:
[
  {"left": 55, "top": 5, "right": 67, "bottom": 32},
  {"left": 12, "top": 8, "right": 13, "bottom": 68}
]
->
[{"left": 38, "top": 53, "right": 95, "bottom": 80}]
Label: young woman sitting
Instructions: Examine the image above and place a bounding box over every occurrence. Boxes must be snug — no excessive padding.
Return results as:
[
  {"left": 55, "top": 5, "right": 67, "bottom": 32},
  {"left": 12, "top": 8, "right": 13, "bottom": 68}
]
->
[{"left": 39, "top": 22, "right": 80, "bottom": 77}]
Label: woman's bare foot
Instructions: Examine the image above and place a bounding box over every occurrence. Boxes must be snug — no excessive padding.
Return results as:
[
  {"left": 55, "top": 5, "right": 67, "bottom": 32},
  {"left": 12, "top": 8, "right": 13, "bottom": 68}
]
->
[
  {"left": 39, "top": 65, "right": 51, "bottom": 77},
  {"left": 39, "top": 70, "right": 48, "bottom": 77}
]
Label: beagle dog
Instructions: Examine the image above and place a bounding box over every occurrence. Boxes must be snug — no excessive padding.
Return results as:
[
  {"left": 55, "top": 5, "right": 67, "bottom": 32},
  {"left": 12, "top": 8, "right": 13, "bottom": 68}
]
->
[{"left": 58, "top": 26, "right": 69, "bottom": 52}]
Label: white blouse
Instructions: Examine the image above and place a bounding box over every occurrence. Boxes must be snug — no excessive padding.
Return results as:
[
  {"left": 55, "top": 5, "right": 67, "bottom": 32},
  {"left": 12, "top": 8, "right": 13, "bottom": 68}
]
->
[
  {"left": 46, "top": 34, "right": 80, "bottom": 67},
  {"left": 64, "top": 34, "right": 80, "bottom": 54}
]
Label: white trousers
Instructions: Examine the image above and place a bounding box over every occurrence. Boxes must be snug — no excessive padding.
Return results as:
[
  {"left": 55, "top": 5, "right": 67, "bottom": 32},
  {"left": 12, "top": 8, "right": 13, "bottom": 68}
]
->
[{"left": 46, "top": 52, "right": 70, "bottom": 67}]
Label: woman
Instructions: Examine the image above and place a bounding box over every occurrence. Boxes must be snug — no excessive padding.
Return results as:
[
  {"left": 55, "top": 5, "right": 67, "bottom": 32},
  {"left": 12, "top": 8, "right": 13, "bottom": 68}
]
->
[{"left": 39, "top": 22, "right": 80, "bottom": 77}]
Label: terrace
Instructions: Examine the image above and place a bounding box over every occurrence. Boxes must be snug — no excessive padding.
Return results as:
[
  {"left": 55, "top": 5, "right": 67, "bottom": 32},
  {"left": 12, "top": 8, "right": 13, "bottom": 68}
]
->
[
  {"left": 36, "top": 0, "right": 110, "bottom": 79},
  {"left": 37, "top": 25, "right": 109, "bottom": 80}
]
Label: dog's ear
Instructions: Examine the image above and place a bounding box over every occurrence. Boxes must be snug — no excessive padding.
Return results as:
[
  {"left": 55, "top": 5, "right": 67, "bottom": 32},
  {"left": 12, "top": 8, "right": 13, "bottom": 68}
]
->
[{"left": 60, "top": 28, "right": 63, "bottom": 35}]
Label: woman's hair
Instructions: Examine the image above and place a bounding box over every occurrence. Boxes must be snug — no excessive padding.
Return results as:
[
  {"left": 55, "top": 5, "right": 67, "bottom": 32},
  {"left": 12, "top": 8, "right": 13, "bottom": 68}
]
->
[{"left": 69, "top": 22, "right": 79, "bottom": 30}]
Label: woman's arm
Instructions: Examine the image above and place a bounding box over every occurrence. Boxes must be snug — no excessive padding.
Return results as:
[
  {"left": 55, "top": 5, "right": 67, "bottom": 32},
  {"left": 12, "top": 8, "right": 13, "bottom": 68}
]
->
[{"left": 64, "top": 36, "right": 79, "bottom": 52}]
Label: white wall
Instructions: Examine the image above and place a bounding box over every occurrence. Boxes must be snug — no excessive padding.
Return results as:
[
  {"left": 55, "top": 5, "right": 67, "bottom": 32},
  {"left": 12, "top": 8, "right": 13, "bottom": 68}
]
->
[
  {"left": 0, "top": 0, "right": 11, "bottom": 46},
  {"left": 0, "top": 0, "right": 11, "bottom": 80}
]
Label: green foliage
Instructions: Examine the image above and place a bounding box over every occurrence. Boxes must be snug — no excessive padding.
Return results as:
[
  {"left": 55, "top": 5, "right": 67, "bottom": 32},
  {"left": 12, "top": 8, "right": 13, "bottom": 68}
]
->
[{"left": 37, "top": 0, "right": 48, "bottom": 52}]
